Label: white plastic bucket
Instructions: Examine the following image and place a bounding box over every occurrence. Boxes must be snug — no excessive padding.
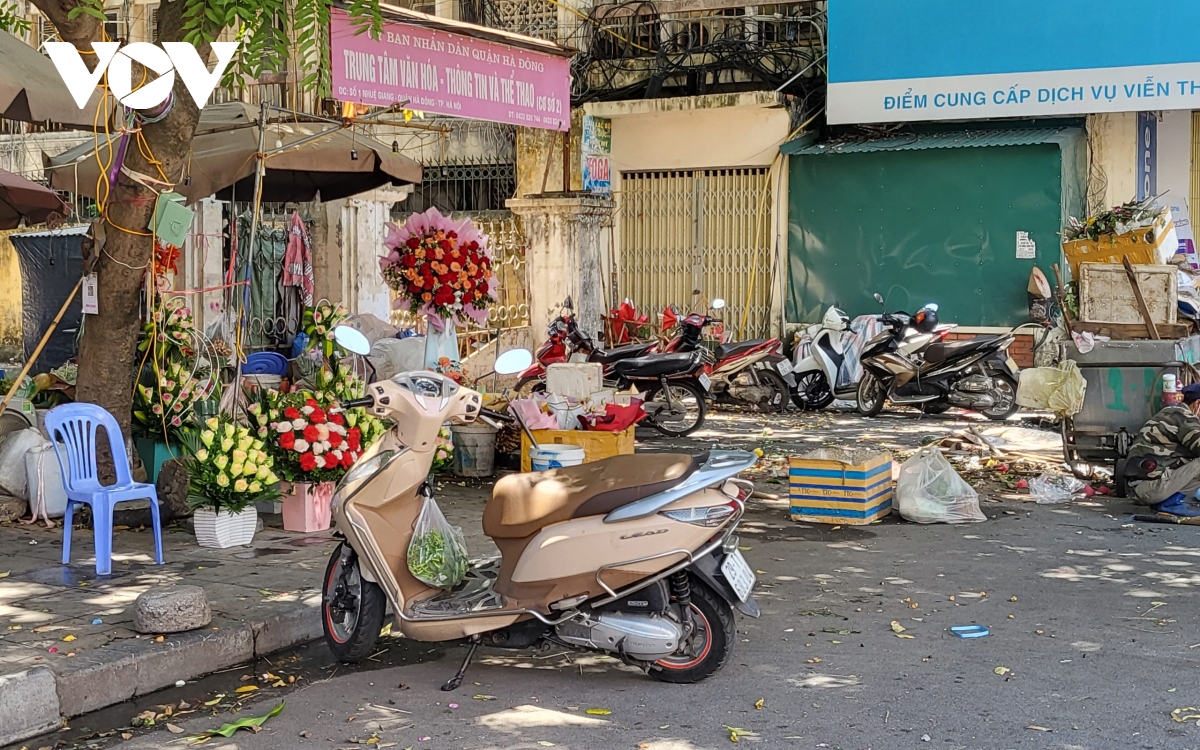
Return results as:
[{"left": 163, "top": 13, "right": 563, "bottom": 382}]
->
[{"left": 529, "top": 444, "right": 586, "bottom": 471}]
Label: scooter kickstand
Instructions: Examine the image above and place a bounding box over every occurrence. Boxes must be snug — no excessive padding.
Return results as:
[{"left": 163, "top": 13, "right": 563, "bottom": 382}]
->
[{"left": 441, "top": 636, "right": 480, "bottom": 692}]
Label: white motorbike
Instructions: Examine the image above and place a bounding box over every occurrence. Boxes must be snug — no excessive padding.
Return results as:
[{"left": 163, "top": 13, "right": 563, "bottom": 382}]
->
[{"left": 791, "top": 304, "right": 952, "bottom": 410}]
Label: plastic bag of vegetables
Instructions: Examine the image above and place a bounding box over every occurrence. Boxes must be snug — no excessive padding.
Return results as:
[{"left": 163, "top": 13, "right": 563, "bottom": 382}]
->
[{"left": 407, "top": 495, "right": 469, "bottom": 588}]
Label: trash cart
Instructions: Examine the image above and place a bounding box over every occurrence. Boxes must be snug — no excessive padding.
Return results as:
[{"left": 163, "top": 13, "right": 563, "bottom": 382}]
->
[{"left": 1062, "top": 336, "right": 1200, "bottom": 492}]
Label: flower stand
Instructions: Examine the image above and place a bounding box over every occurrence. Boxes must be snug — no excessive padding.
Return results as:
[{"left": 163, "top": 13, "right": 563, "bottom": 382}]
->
[
  {"left": 280, "top": 481, "right": 334, "bottom": 533},
  {"left": 194, "top": 506, "right": 259, "bottom": 548}
]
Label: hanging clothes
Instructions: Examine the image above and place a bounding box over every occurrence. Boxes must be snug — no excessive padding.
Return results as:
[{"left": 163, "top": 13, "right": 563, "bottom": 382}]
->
[
  {"left": 236, "top": 212, "right": 288, "bottom": 350},
  {"left": 283, "top": 210, "right": 315, "bottom": 306}
]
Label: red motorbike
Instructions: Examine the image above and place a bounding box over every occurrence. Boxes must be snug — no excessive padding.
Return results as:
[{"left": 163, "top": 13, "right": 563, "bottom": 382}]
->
[{"left": 661, "top": 299, "right": 793, "bottom": 412}]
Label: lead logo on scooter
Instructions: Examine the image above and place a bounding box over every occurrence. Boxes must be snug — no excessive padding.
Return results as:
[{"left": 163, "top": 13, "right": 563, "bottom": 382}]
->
[{"left": 620, "top": 528, "right": 669, "bottom": 540}]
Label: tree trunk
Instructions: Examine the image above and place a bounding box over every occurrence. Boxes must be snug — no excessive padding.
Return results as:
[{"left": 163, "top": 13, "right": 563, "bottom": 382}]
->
[{"left": 33, "top": 0, "right": 207, "bottom": 473}]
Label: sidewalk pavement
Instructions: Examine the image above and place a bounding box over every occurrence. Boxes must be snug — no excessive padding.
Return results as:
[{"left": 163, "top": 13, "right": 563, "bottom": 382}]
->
[{"left": 0, "top": 486, "right": 497, "bottom": 745}]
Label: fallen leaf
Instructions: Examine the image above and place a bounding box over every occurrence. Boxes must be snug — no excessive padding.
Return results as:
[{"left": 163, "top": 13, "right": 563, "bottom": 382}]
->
[
  {"left": 62, "top": 635, "right": 76, "bottom": 642},
  {"left": 895, "top": 633, "right": 915, "bottom": 639},
  {"left": 272, "top": 680, "right": 286, "bottom": 688},
  {"left": 1026, "top": 725, "right": 1052, "bottom": 732},
  {"left": 154, "top": 635, "right": 164, "bottom": 643},
  {"left": 659, "top": 725, "right": 670, "bottom": 730},
  {"left": 366, "top": 737, "right": 380, "bottom": 745},
  {"left": 203, "top": 695, "right": 225, "bottom": 706},
  {"left": 586, "top": 708, "right": 612, "bottom": 715},
  {"left": 536, "top": 743, "right": 556, "bottom": 747},
  {"left": 235, "top": 686, "right": 259, "bottom": 694},
  {"left": 166, "top": 723, "right": 185, "bottom": 734},
  {"left": 472, "top": 695, "right": 497, "bottom": 701},
  {"left": 121, "top": 733, "right": 132, "bottom": 740},
  {"left": 1171, "top": 707, "right": 1200, "bottom": 724},
  {"left": 994, "top": 666, "right": 1011, "bottom": 676},
  {"left": 754, "top": 698, "right": 764, "bottom": 710},
  {"left": 187, "top": 702, "right": 284, "bottom": 741},
  {"left": 300, "top": 731, "right": 312, "bottom": 738},
  {"left": 889, "top": 621, "right": 906, "bottom": 633},
  {"left": 806, "top": 657, "right": 822, "bottom": 663},
  {"left": 0, "top": 571, "right": 8, "bottom": 578},
  {"left": 725, "top": 726, "right": 758, "bottom": 743},
  {"left": 1009, "top": 596, "right": 1018, "bottom": 602}
]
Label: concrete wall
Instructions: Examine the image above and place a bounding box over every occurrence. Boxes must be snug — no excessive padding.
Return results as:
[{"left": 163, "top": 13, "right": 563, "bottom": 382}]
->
[
  {"left": 0, "top": 231, "right": 26, "bottom": 361},
  {"left": 1159, "top": 110, "right": 1193, "bottom": 217},
  {"left": 1086, "top": 112, "right": 1138, "bottom": 213}
]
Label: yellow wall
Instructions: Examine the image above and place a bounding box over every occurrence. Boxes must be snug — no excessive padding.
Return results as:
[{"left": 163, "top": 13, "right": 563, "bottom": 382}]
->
[{"left": 0, "top": 230, "right": 25, "bottom": 362}]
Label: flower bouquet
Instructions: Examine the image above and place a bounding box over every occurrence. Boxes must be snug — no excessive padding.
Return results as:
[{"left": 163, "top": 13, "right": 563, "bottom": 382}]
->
[
  {"left": 379, "top": 207, "right": 496, "bottom": 330},
  {"left": 252, "top": 392, "right": 384, "bottom": 532},
  {"left": 184, "top": 416, "right": 280, "bottom": 548},
  {"left": 302, "top": 301, "right": 351, "bottom": 360},
  {"left": 133, "top": 359, "right": 216, "bottom": 439},
  {"left": 432, "top": 427, "right": 454, "bottom": 473}
]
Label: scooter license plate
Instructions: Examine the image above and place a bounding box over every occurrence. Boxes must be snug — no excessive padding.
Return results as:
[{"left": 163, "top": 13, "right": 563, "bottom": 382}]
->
[
  {"left": 721, "top": 550, "right": 756, "bottom": 602},
  {"left": 699, "top": 373, "right": 712, "bottom": 392},
  {"left": 776, "top": 359, "right": 794, "bottom": 376}
]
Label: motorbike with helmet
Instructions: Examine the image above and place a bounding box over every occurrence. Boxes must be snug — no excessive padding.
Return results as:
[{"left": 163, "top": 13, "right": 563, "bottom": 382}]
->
[{"left": 855, "top": 293, "right": 1020, "bottom": 420}]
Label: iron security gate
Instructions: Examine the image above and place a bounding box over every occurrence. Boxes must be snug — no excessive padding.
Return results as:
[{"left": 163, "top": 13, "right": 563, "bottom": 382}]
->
[{"left": 618, "top": 168, "right": 772, "bottom": 338}]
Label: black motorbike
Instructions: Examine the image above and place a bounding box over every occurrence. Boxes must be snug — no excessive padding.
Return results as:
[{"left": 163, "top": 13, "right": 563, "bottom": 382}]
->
[{"left": 856, "top": 294, "right": 1020, "bottom": 421}]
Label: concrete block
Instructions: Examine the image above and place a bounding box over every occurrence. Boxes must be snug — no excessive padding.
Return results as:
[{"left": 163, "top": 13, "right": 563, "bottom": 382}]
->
[
  {"left": 0, "top": 667, "right": 62, "bottom": 745},
  {"left": 252, "top": 602, "right": 323, "bottom": 657},
  {"left": 133, "top": 585, "right": 212, "bottom": 634},
  {"left": 53, "top": 623, "right": 253, "bottom": 716}
]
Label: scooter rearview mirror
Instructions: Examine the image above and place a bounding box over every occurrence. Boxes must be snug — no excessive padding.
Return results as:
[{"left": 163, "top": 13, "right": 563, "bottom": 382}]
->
[
  {"left": 711, "top": 298, "right": 726, "bottom": 310},
  {"left": 563, "top": 296, "right": 573, "bottom": 310},
  {"left": 873, "top": 293, "right": 885, "bottom": 305},
  {"left": 332, "top": 325, "right": 371, "bottom": 356},
  {"left": 494, "top": 348, "right": 534, "bottom": 376}
]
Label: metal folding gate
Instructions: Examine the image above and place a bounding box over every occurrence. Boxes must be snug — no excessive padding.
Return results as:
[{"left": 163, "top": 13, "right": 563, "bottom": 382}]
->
[{"left": 618, "top": 168, "right": 772, "bottom": 338}]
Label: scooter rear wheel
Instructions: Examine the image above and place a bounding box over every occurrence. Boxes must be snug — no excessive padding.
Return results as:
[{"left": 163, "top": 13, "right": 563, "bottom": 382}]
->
[
  {"left": 514, "top": 377, "right": 547, "bottom": 398},
  {"left": 752, "top": 369, "right": 790, "bottom": 413},
  {"left": 792, "top": 371, "right": 835, "bottom": 410},
  {"left": 651, "top": 578, "right": 736, "bottom": 684},
  {"left": 323, "top": 543, "right": 387, "bottom": 663},
  {"left": 645, "top": 381, "right": 708, "bottom": 437}
]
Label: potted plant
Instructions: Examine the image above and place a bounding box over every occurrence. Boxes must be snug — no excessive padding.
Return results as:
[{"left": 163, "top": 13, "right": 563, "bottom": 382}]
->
[
  {"left": 184, "top": 416, "right": 280, "bottom": 548},
  {"left": 253, "top": 388, "right": 383, "bottom": 533}
]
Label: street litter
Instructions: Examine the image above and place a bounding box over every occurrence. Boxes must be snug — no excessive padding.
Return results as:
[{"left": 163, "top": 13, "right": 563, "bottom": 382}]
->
[
  {"left": 1029, "top": 472, "right": 1086, "bottom": 504},
  {"left": 895, "top": 448, "right": 986, "bottom": 524},
  {"left": 950, "top": 625, "right": 990, "bottom": 638}
]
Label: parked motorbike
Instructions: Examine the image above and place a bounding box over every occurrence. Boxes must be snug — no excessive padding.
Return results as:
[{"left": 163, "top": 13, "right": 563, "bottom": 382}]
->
[
  {"left": 856, "top": 294, "right": 1020, "bottom": 420},
  {"left": 516, "top": 298, "right": 655, "bottom": 394},
  {"left": 662, "top": 299, "right": 793, "bottom": 413},
  {"left": 323, "top": 345, "right": 760, "bottom": 689},
  {"left": 791, "top": 304, "right": 953, "bottom": 410}
]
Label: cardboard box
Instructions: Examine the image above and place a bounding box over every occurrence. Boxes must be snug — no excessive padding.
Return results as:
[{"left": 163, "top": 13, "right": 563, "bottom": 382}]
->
[
  {"left": 1063, "top": 208, "right": 1177, "bottom": 278},
  {"left": 789, "top": 447, "right": 893, "bottom": 525}
]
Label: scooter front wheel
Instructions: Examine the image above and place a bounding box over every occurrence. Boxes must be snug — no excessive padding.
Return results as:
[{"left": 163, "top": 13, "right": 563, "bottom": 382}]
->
[
  {"left": 651, "top": 579, "right": 736, "bottom": 684},
  {"left": 856, "top": 373, "right": 886, "bottom": 417},
  {"left": 323, "top": 542, "right": 387, "bottom": 663}
]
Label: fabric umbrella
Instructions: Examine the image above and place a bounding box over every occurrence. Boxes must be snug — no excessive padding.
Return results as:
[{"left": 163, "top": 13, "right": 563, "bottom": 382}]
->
[
  {"left": 0, "top": 166, "right": 68, "bottom": 229},
  {"left": 0, "top": 31, "right": 105, "bottom": 129},
  {"left": 44, "top": 101, "right": 422, "bottom": 203}
]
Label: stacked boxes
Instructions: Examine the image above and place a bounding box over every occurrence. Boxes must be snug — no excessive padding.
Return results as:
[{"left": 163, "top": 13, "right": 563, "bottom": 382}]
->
[{"left": 789, "top": 447, "right": 893, "bottom": 525}]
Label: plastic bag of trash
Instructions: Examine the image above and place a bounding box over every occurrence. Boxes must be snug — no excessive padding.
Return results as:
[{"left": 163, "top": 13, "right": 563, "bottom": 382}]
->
[
  {"left": 895, "top": 448, "right": 986, "bottom": 524},
  {"left": 1028, "top": 472, "right": 1086, "bottom": 504},
  {"left": 1016, "top": 360, "right": 1086, "bottom": 417}
]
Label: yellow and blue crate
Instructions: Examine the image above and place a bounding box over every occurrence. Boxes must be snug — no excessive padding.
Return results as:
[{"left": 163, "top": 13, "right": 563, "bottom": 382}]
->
[{"left": 789, "top": 448, "right": 894, "bottom": 525}]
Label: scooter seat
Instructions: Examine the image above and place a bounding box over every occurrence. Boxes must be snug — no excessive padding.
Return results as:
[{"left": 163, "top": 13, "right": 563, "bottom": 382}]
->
[
  {"left": 612, "top": 351, "right": 701, "bottom": 380},
  {"left": 923, "top": 336, "right": 1003, "bottom": 365},
  {"left": 715, "top": 339, "right": 770, "bottom": 361},
  {"left": 589, "top": 342, "right": 656, "bottom": 365},
  {"left": 484, "top": 453, "right": 704, "bottom": 539}
]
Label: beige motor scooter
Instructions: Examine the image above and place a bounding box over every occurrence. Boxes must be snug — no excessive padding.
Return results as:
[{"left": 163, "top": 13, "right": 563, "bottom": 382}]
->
[{"left": 323, "top": 335, "right": 760, "bottom": 689}]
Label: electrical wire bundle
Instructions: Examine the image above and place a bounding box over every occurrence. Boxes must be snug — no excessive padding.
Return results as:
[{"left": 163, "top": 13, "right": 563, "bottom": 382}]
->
[{"left": 566, "top": 0, "right": 827, "bottom": 108}]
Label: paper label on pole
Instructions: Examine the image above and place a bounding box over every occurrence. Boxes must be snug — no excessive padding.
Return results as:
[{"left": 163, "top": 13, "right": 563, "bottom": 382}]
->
[
  {"left": 1016, "top": 231, "right": 1037, "bottom": 259},
  {"left": 82, "top": 274, "right": 98, "bottom": 314}
]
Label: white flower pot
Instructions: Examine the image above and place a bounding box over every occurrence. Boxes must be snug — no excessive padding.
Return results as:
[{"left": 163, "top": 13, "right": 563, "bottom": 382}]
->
[{"left": 193, "top": 506, "right": 258, "bottom": 549}]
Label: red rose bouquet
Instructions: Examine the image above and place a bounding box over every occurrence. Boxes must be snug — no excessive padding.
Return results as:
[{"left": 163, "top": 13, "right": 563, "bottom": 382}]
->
[
  {"left": 379, "top": 207, "right": 496, "bottom": 329},
  {"left": 252, "top": 393, "right": 382, "bottom": 483}
]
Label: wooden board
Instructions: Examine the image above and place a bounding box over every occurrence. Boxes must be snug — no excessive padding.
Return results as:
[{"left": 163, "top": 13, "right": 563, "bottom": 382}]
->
[
  {"left": 1070, "top": 321, "right": 1192, "bottom": 340},
  {"left": 1079, "top": 263, "right": 1177, "bottom": 325},
  {"left": 520, "top": 426, "right": 636, "bottom": 472}
]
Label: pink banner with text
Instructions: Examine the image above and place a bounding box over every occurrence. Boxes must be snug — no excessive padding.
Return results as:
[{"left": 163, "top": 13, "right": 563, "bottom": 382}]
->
[{"left": 330, "top": 9, "right": 570, "bottom": 131}]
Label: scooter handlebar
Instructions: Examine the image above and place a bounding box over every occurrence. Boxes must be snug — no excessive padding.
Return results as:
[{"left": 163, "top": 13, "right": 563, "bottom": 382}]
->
[
  {"left": 342, "top": 396, "right": 374, "bottom": 409},
  {"left": 479, "top": 408, "right": 514, "bottom": 424}
]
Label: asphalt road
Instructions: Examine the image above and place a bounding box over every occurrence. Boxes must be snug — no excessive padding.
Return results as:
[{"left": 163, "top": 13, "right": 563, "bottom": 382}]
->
[{"left": 36, "top": 410, "right": 1200, "bottom": 750}]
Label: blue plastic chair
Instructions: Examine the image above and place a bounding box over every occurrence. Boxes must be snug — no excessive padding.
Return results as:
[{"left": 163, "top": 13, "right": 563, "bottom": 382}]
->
[{"left": 44, "top": 404, "right": 164, "bottom": 576}]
